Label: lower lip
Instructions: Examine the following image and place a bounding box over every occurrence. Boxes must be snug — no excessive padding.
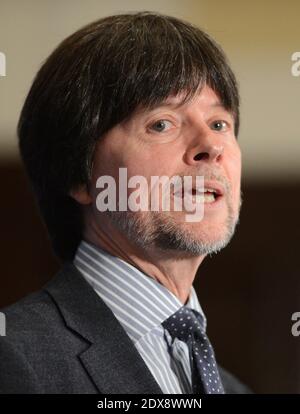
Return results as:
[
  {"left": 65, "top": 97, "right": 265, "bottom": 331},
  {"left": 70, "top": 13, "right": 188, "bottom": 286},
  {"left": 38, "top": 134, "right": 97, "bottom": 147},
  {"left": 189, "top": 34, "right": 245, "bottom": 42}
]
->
[{"left": 203, "top": 194, "right": 225, "bottom": 210}]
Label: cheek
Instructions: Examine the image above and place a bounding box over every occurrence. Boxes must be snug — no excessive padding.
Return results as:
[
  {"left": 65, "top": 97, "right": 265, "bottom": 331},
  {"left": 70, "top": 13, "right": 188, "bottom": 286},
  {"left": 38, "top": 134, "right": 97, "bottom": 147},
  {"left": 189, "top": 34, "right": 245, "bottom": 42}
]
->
[
  {"left": 227, "top": 145, "right": 242, "bottom": 203},
  {"left": 91, "top": 153, "right": 115, "bottom": 192},
  {"left": 89, "top": 140, "right": 125, "bottom": 202},
  {"left": 228, "top": 141, "right": 242, "bottom": 177},
  {"left": 124, "top": 146, "right": 179, "bottom": 179}
]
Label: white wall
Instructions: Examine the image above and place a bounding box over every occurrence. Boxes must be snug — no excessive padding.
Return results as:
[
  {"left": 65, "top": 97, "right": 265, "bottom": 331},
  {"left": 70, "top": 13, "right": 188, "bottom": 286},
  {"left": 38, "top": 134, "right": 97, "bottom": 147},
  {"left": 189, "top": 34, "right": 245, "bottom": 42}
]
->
[{"left": 0, "top": 0, "right": 299, "bottom": 180}]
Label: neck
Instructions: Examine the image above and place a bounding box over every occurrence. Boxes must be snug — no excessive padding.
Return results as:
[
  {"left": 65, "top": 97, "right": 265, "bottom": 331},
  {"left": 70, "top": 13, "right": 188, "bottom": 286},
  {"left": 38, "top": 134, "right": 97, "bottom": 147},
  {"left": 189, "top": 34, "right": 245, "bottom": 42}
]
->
[{"left": 83, "top": 214, "right": 205, "bottom": 305}]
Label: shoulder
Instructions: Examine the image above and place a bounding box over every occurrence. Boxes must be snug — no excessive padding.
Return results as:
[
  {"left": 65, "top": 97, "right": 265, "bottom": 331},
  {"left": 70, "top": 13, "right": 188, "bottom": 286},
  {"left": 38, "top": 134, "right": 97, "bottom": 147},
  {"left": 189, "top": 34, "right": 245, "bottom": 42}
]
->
[
  {"left": 0, "top": 283, "right": 61, "bottom": 344},
  {"left": 0, "top": 264, "right": 82, "bottom": 359},
  {"left": 0, "top": 288, "right": 57, "bottom": 393},
  {"left": 0, "top": 262, "right": 84, "bottom": 342}
]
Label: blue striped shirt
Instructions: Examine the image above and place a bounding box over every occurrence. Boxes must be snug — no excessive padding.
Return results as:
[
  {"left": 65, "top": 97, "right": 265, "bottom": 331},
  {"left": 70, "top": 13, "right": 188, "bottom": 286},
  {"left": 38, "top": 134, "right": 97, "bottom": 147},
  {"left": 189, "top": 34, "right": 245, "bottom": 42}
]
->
[{"left": 74, "top": 240, "right": 207, "bottom": 394}]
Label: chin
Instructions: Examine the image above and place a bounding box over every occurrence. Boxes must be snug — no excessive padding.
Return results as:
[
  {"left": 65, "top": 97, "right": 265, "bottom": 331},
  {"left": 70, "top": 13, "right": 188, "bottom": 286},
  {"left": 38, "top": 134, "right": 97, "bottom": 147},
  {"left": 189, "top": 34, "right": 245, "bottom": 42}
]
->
[
  {"left": 178, "top": 215, "right": 236, "bottom": 248},
  {"left": 194, "top": 228, "right": 229, "bottom": 245}
]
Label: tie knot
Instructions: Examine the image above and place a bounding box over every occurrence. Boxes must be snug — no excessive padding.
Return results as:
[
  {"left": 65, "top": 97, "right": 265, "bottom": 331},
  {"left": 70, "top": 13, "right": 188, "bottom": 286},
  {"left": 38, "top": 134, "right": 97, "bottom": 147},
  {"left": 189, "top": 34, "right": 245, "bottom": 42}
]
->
[{"left": 162, "top": 306, "right": 205, "bottom": 342}]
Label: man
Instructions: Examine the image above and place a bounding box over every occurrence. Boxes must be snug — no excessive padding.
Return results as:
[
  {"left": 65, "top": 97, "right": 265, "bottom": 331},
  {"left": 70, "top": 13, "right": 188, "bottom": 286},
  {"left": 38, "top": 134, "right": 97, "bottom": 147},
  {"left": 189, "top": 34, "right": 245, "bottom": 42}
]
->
[{"left": 0, "top": 12, "right": 249, "bottom": 394}]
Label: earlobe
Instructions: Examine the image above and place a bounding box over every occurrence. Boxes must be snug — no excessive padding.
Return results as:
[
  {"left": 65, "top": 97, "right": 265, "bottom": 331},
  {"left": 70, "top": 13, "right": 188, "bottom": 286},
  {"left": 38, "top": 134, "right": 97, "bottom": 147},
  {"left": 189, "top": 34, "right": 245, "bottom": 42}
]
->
[{"left": 69, "top": 186, "right": 92, "bottom": 205}]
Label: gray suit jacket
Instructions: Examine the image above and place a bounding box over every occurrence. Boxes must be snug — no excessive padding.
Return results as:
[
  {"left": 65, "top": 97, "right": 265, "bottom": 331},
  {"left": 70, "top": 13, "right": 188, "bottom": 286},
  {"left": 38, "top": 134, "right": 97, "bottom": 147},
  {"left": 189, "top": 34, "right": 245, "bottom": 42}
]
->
[{"left": 0, "top": 263, "right": 250, "bottom": 394}]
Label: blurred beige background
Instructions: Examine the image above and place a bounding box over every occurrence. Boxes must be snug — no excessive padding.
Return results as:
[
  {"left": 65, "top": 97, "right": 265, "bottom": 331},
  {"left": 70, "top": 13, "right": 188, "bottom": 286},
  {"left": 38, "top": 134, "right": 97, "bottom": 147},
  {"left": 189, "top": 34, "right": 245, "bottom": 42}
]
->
[
  {"left": 0, "top": 0, "right": 300, "bottom": 394},
  {"left": 0, "top": 0, "right": 300, "bottom": 180}
]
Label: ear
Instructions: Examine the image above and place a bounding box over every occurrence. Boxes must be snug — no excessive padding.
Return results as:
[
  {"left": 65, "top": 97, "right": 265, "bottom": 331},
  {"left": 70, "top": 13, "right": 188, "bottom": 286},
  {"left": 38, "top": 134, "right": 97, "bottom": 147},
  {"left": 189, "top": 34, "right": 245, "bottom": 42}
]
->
[{"left": 69, "top": 185, "right": 92, "bottom": 205}]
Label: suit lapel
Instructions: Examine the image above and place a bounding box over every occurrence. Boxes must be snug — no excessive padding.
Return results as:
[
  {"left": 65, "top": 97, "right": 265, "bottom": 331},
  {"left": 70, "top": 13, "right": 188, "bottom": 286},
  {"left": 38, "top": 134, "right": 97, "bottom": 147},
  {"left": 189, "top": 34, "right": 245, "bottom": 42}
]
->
[{"left": 45, "top": 263, "right": 162, "bottom": 394}]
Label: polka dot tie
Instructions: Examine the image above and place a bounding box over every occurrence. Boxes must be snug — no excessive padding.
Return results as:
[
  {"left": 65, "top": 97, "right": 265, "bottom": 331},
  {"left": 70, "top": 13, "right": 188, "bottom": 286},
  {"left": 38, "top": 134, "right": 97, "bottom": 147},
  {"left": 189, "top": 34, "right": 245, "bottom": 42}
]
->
[{"left": 162, "top": 306, "right": 225, "bottom": 394}]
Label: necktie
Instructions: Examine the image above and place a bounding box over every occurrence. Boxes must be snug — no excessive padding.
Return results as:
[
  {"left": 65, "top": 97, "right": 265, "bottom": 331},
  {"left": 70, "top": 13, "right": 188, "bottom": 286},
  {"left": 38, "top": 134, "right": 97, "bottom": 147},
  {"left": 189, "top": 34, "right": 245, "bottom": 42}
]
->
[{"left": 162, "top": 306, "right": 225, "bottom": 394}]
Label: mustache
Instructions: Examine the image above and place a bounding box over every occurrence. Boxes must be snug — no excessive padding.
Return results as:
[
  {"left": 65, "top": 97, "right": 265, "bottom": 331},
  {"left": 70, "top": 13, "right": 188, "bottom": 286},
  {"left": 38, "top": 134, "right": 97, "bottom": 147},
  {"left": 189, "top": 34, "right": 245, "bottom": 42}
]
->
[{"left": 172, "top": 169, "right": 231, "bottom": 195}]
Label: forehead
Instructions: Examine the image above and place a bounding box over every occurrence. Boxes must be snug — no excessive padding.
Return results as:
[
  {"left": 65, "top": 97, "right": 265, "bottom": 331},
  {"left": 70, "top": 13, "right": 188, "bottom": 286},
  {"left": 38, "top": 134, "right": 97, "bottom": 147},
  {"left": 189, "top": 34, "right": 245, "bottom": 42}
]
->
[{"left": 136, "top": 86, "right": 225, "bottom": 115}]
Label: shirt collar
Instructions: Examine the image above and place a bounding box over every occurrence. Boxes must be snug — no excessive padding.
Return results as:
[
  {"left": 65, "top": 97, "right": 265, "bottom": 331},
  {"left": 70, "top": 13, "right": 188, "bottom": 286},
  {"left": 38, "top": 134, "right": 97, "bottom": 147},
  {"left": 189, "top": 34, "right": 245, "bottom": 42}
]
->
[{"left": 74, "top": 240, "right": 207, "bottom": 342}]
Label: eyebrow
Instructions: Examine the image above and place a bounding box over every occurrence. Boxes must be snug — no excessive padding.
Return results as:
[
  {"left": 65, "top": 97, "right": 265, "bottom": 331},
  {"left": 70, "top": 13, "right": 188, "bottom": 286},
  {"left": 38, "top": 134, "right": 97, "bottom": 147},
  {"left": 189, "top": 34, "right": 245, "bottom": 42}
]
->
[
  {"left": 210, "top": 102, "right": 227, "bottom": 109},
  {"left": 139, "top": 99, "right": 228, "bottom": 115}
]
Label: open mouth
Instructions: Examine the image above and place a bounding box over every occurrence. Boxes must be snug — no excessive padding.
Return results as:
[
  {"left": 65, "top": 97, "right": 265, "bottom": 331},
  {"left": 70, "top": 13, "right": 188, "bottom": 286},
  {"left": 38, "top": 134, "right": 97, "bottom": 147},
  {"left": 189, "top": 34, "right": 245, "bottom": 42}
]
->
[
  {"left": 191, "top": 188, "right": 220, "bottom": 203},
  {"left": 173, "top": 182, "right": 224, "bottom": 204}
]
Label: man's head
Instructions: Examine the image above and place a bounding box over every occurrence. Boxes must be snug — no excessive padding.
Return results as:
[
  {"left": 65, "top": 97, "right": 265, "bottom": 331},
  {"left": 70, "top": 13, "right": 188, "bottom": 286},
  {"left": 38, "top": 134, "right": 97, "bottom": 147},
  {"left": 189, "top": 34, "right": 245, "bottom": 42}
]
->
[{"left": 18, "top": 11, "right": 241, "bottom": 261}]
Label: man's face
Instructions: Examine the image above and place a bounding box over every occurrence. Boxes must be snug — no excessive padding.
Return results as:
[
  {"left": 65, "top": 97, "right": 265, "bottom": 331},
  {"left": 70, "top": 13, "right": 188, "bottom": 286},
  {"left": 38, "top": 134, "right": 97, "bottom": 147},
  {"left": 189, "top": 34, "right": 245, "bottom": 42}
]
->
[{"left": 89, "top": 85, "right": 242, "bottom": 256}]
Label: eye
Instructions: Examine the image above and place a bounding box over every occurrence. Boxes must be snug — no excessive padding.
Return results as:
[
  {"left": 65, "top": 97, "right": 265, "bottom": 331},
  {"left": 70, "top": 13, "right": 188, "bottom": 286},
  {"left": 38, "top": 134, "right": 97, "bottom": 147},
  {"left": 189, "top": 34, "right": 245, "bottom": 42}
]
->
[
  {"left": 210, "top": 120, "right": 228, "bottom": 132},
  {"left": 149, "top": 119, "right": 173, "bottom": 133}
]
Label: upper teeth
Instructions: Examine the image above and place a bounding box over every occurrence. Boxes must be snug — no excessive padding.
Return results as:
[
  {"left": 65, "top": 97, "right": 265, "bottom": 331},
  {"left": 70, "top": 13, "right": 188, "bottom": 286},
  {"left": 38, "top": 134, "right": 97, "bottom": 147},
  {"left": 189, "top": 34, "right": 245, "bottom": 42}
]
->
[
  {"left": 195, "top": 188, "right": 216, "bottom": 194},
  {"left": 173, "top": 187, "right": 218, "bottom": 197}
]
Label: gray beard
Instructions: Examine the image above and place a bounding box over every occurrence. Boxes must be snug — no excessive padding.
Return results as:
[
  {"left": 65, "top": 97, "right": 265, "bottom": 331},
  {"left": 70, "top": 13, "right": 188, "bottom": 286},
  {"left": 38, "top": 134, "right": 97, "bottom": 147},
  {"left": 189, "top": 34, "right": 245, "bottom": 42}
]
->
[{"left": 105, "top": 194, "right": 242, "bottom": 257}]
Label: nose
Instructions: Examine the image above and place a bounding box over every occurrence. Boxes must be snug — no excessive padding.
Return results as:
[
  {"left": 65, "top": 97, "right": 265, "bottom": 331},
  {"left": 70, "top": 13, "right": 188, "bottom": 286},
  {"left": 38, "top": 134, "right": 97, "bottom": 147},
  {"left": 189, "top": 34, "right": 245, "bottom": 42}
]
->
[{"left": 184, "top": 128, "right": 224, "bottom": 166}]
